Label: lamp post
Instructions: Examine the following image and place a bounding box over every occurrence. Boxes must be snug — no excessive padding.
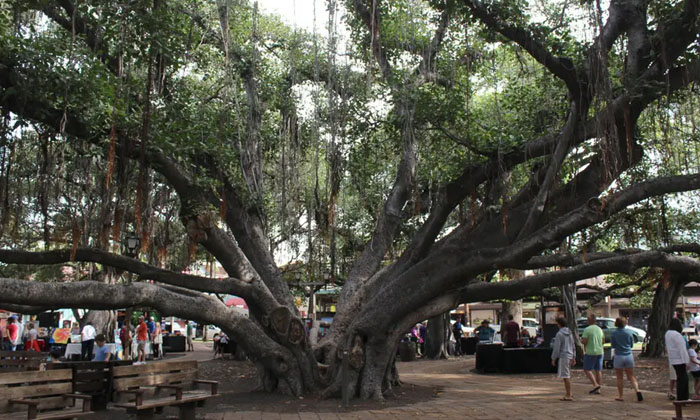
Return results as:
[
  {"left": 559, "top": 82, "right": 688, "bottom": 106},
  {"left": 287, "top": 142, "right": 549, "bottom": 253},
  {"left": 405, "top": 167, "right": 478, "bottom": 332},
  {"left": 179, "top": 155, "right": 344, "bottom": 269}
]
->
[{"left": 122, "top": 232, "right": 141, "bottom": 258}]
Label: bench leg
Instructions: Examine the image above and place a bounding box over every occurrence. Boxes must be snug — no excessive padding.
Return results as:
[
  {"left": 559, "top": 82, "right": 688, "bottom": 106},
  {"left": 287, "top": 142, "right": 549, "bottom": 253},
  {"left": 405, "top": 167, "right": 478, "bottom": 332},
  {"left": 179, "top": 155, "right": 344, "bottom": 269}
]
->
[
  {"left": 178, "top": 402, "right": 197, "bottom": 420},
  {"left": 136, "top": 408, "right": 156, "bottom": 420}
]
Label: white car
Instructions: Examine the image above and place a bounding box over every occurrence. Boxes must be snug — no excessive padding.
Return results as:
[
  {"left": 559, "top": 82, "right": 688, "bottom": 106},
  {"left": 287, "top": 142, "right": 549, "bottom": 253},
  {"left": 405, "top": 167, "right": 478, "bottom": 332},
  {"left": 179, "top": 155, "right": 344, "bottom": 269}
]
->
[{"left": 522, "top": 318, "right": 540, "bottom": 337}]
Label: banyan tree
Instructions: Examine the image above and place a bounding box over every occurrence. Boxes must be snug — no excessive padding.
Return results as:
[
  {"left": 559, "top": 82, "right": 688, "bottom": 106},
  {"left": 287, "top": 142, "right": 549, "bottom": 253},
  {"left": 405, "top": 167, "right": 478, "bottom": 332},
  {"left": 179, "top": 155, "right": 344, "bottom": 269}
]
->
[{"left": 1, "top": 0, "right": 699, "bottom": 398}]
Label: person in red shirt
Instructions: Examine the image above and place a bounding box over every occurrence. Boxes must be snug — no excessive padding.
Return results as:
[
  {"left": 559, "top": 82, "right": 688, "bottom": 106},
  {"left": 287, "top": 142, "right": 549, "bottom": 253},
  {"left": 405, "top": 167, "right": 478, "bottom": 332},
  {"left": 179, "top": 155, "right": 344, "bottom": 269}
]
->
[
  {"left": 5, "top": 317, "right": 19, "bottom": 351},
  {"left": 503, "top": 314, "right": 521, "bottom": 348},
  {"left": 135, "top": 316, "right": 148, "bottom": 363}
]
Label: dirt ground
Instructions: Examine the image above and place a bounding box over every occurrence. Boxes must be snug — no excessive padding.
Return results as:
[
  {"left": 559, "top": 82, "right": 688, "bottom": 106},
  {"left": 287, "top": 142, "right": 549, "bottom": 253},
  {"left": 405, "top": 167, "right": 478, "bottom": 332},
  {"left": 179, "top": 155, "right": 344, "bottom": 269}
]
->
[
  {"left": 198, "top": 359, "right": 441, "bottom": 414},
  {"left": 83, "top": 353, "right": 677, "bottom": 419}
]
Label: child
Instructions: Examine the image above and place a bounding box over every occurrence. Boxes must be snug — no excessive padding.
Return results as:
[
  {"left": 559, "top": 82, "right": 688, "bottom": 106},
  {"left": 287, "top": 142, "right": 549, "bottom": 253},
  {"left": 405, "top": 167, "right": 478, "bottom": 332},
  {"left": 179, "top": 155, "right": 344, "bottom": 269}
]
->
[
  {"left": 26, "top": 323, "right": 41, "bottom": 352},
  {"left": 688, "top": 339, "right": 700, "bottom": 398},
  {"left": 93, "top": 334, "right": 112, "bottom": 362}
]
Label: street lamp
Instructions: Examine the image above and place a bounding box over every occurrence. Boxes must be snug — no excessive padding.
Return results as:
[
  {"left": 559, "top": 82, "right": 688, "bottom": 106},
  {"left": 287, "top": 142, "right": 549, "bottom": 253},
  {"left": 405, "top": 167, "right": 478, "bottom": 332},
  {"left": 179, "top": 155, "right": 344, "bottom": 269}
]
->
[{"left": 122, "top": 231, "right": 141, "bottom": 258}]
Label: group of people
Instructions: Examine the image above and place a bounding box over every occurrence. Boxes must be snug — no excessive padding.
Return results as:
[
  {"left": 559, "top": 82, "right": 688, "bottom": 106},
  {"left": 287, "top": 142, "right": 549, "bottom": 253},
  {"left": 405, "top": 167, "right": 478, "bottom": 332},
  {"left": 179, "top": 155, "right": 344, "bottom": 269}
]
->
[
  {"left": 452, "top": 315, "right": 534, "bottom": 355},
  {"left": 1, "top": 316, "right": 46, "bottom": 353},
  {"left": 552, "top": 315, "right": 643, "bottom": 402},
  {"left": 572, "top": 314, "right": 644, "bottom": 401},
  {"left": 119, "top": 316, "right": 164, "bottom": 364},
  {"left": 665, "top": 317, "right": 700, "bottom": 401}
]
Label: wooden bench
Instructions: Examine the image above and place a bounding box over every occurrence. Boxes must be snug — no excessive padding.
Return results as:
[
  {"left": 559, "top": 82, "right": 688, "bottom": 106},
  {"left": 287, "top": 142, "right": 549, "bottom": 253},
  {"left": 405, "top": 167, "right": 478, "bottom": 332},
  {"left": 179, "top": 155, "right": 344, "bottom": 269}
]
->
[
  {"left": 0, "top": 369, "right": 93, "bottom": 419},
  {"left": 0, "top": 351, "right": 50, "bottom": 372},
  {"left": 112, "top": 360, "right": 218, "bottom": 420},
  {"left": 674, "top": 400, "right": 700, "bottom": 419},
  {"left": 47, "top": 360, "right": 132, "bottom": 410}
]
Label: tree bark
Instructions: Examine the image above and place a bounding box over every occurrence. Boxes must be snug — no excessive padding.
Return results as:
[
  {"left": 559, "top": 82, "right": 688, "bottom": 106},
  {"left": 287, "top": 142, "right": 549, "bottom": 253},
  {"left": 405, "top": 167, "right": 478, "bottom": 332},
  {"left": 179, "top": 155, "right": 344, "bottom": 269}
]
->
[
  {"left": 642, "top": 271, "right": 687, "bottom": 358},
  {"left": 561, "top": 283, "right": 583, "bottom": 360},
  {"left": 424, "top": 312, "right": 450, "bottom": 359}
]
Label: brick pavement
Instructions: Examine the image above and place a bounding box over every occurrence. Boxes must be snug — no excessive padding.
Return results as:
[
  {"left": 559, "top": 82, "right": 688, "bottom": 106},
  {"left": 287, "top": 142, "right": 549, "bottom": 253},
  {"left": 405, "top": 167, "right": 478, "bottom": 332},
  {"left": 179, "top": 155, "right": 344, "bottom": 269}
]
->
[{"left": 204, "top": 357, "right": 681, "bottom": 420}]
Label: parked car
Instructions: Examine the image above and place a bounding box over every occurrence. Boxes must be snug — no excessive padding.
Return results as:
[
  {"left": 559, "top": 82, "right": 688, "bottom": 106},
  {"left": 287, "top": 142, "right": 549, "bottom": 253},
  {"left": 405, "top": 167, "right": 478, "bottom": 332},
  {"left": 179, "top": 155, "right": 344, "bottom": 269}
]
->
[
  {"left": 576, "top": 317, "right": 646, "bottom": 343},
  {"left": 521, "top": 318, "right": 540, "bottom": 337}
]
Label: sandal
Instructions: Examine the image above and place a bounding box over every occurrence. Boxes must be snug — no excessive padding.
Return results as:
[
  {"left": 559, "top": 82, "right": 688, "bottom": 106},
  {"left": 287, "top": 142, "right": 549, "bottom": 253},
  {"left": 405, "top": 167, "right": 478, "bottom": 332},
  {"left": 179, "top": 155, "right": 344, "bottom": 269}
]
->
[
  {"left": 637, "top": 391, "right": 643, "bottom": 402},
  {"left": 668, "top": 393, "right": 677, "bottom": 401},
  {"left": 589, "top": 386, "right": 601, "bottom": 394},
  {"left": 560, "top": 396, "right": 574, "bottom": 401},
  {"left": 615, "top": 397, "right": 624, "bottom": 402}
]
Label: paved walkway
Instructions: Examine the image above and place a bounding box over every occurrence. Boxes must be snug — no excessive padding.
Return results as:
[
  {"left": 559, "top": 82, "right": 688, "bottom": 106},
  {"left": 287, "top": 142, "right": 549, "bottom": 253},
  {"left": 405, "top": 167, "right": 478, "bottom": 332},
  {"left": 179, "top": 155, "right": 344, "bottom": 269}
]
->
[{"left": 206, "top": 357, "right": 680, "bottom": 420}]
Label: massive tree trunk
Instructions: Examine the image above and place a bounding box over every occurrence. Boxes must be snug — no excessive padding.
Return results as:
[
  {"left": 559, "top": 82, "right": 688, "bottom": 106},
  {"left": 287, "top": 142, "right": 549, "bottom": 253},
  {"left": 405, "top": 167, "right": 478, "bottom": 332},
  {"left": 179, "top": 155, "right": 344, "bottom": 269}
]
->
[
  {"left": 424, "top": 312, "right": 450, "bottom": 360},
  {"left": 641, "top": 271, "right": 687, "bottom": 358}
]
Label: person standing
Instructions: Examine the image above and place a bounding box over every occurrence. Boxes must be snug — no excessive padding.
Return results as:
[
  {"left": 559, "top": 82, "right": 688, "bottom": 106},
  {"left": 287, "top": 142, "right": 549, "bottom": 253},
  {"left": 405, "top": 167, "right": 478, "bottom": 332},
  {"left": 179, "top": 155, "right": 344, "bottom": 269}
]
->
[
  {"left": 475, "top": 320, "right": 495, "bottom": 342},
  {"left": 4, "top": 317, "right": 18, "bottom": 351},
  {"left": 135, "top": 316, "right": 149, "bottom": 364},
  {"left": 452, "top": 317, "right": 464, "bottom": 356},
  {"left": 503, "top": 314, "right": 520, "bottom": 348},
  {"left": 26, "top": 323, "right": 41, "bottom": 352},
  {"left": 610, "top": 317, "right": 643, "bottom": 402},
  {"left": 152, "top": 322, "right": 163, "bottom": 360},
  {"left": 581, "top": 314, "right": 604, "bottom": 394},
  {"left": 80, "top": 322, "right": 96, "bottom": 361},
  {"left": 551, "top": 317, "right": 575, "bottom": 401},
  {"left": 666, "top": 317, "right": 691, "bottom": 401},
  {"left": 688, "top": 339, "right": 700, "bottom": 398},
  {"left": 119, "top": 320, "right": 132, "bottom": 360},
  {"left": 694, "top": 313, "right": 700, "bottom": 336},
  {"left": 186, "top": 322, "right": 195, "bottom": 352}
]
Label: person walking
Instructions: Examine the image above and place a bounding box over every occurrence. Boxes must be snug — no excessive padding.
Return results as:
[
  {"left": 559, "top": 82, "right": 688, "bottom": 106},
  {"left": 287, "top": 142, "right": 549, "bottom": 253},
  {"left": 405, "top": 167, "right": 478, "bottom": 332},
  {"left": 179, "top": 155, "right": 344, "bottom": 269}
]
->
[
  {"left": 610, "top": 317, "right": 643, "bottom": 402},
  {"left": 582, "top": 314, "right": 604, "bottom": 394},
  {"left": 666, "top": 317, "right": 691, "bottom": 401},
  {"left": 80, "top": 322, "right": 96, "bottom": 361},
  {"left": 551, "top": 317, "right": 575, "bottom": 401},
  {"left": 186, "top": 322, "right": 195, "bottom": 352}
]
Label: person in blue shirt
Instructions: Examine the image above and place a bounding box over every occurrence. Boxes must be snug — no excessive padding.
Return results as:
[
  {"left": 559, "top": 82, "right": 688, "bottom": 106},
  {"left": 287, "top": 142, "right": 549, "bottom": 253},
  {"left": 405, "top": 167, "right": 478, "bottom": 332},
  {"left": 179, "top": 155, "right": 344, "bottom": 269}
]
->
[
  {"left": 474, "top": 320, "right": 495, "bottom": 342},
  {"left": 92, "top": 334, "right": 112, "bottom": 362},
  {"left": 610, "top": 317, "right": 642, "bottom": 402},
  {"left": 147, "top": 316, "right": 156, "bottom": 335}
]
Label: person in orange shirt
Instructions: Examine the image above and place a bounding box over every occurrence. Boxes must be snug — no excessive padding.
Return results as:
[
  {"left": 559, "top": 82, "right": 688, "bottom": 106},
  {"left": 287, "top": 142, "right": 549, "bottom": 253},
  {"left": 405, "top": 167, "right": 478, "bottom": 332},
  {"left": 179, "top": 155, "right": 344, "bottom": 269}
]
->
[{"left": 135, "top": 316, "right": 148, "bottom": 363}]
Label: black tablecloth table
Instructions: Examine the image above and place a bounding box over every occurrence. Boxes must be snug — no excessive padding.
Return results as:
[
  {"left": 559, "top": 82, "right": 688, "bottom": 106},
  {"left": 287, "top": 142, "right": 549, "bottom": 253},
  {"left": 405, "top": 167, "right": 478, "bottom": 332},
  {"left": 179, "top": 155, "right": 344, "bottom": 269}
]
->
[
  {"left": 163, "top": 335, "right": 186, "bottom": 352},
  {"left": 461, "top": 337, "right": 478, "bottom": 355},
  {"left": 475, "top": 343, "right": 503, "bottom": 372},
  {"left": 501, "top": 347, "right": 557, "bottom": 373}
]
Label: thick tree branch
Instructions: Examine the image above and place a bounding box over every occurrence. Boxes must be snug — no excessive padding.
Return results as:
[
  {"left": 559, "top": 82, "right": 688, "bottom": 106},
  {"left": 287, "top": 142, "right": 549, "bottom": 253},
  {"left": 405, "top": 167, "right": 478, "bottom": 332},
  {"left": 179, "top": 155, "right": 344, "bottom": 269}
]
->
[
  {"left": 459, "top": 252, "right": 700, "bottom": 303},
  {"left": 0, "top": 278, "right": 302, "bottom": 386},
  {"left": 463, "top": 0, "right": 581, "bottom": 97},
  {"left": 0, "top": 247, "right": 280, "bottom": 314}
]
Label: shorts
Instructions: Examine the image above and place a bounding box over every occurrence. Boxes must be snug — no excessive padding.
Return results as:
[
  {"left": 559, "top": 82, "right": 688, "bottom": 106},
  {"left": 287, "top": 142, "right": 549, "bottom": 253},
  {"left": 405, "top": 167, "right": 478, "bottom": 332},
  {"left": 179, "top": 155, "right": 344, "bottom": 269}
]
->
[
  {"left": 137, "top": 341, "right": 146, "bottom": 351},
  {"left": 557, "top": 357, "right": 571, "bottom": 379},
  {"left": 613, "top": 353, "right": 634, "bottom": 369},
  {"left": 692, "top": 370, "right": 700, "bottom": 379},
  {"left": 670, "top": 362, "right": 677, "bottom": 380},
  {"left": 583, "top": 355, "right": 603, "bottom": 371}
]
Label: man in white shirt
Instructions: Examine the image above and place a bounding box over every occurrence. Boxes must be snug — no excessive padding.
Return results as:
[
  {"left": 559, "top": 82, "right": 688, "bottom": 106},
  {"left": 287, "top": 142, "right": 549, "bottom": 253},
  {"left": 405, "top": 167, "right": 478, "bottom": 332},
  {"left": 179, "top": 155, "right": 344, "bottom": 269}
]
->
[{"left": 81, "top": 322, "right": 97, "bottom": 361}]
